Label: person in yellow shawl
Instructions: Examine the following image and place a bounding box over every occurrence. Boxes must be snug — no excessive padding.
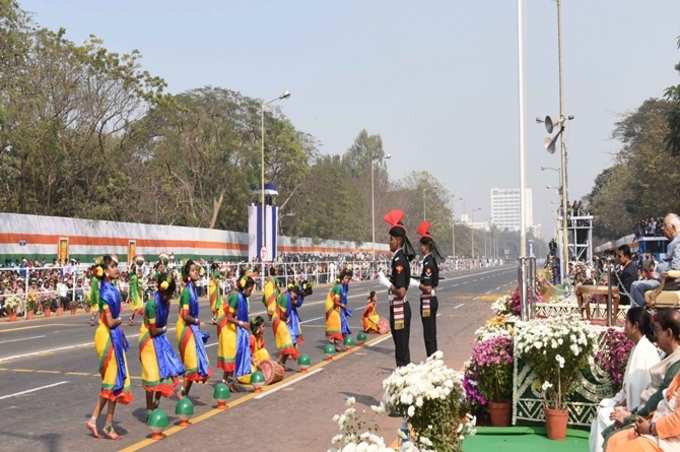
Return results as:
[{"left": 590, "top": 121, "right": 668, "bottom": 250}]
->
[
  {"left": 139, "top": 272, "right": 185, "bottom": 418},
  {"left": 127, "top": 262, "right": 144, "bottom": 326},
  {"left": 326, "top": 270, "right": 349, "bottom": 351},
  {"left": 86, "top": 255, "right": 133, "bottom": 440},
  {"left": 262, "top": 267, "right": 280, "bottom": 320},
  {"left": 216, "top": 275, "right": 254, "bottom": 389}
]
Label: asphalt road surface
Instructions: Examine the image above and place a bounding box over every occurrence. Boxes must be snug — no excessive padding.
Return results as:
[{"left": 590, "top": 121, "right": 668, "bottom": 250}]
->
[{"left": 0, "top": 265, "right": 516, "bottom": 452}]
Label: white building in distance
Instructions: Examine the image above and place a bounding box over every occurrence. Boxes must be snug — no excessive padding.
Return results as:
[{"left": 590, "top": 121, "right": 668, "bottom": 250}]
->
[{"left": 490, "top": 188, "right": 533, "bottom": 232}]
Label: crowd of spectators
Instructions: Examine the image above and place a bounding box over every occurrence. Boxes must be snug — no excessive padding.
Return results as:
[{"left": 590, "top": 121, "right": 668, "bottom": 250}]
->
[
  {"left": 634, "top": 217, "right": 665, "bottom": 238},
  {"left": 0, "top": 252, "right": 499, "bottom": 318}
]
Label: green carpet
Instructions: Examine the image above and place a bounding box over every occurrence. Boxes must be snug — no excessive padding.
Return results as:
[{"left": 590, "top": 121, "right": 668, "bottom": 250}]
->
[{"left": 463, "top": 426, "right": 589, "bottom": 451}]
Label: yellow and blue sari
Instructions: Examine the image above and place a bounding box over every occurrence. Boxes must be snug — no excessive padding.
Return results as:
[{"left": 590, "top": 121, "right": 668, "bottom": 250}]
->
[
  {"left": 325, "top": 284, "right": 343, "bottom": 342},
  {"left": 217, "top": 292, "right": 252, "bottom": 378},
  {"left": 287, "top": 291, "right": 304, "bottom": 346},
  {"left": 94, "top": 280, "right": 133, "bottom": 403},
  {"left": 340, "top": 282, "right": 352, "bottom": 337},
  {"left": 139, "top": 292, "right": 184, "bottom": 397},
  {"left": 176, "top": 282, "right": 211, "bottom": 382},
  {"left": 273, "top": 293, "right": 300, "bottom": 360}
]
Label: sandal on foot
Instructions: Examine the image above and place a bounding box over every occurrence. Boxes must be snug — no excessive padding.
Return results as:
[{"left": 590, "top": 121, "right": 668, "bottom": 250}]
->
[{"left": 85, "top": 420, "right": 99, "bottom": 438}]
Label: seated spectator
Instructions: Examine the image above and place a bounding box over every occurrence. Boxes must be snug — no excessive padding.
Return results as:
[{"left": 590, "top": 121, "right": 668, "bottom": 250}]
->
[
  {"left": 616, "top": 245, "right": 638, "bottom": 305},
  {"left": 590, "top": 307, "right": 660, "bottom": 452},
  {"left": 631, "top": 214, "right": 680, "bottom": 307},
  {"left": 603, "top": 309, "right": 680, "bottom": 448}
]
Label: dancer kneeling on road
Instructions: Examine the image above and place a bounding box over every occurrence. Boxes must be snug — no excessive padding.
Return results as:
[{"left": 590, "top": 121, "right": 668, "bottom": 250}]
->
[
  {"left": 139, "top": 272, "right": 185, "bottom": 419},
  {"left": 362, "top": 291, "right": 387, "bottom": 334}
]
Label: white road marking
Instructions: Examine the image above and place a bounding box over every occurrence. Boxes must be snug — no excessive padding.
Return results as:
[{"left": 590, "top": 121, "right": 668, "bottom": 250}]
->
[
  {"left": 365, "top": 335, "right": 392, "bottom": 347},
  {"left": 454, "top": 304, "right": 465, "bottom": 310},
  {"left": 0, "top": 381, "right": 70, "bottom": 400},
  {"left": 205, "top": 342, "right": 218, "bottom": 349},
  {"left": 0, "top": 335, "right": 46, "bottom": 345},
  {"left": 300, "top": 316, "right": 325, "bottom": 325},
  {"left": 254, "top": 368, "right": 324, "bottom": 399}
]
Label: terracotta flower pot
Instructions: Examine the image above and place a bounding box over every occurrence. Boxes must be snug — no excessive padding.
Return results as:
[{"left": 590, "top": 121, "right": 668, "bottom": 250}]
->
[
  {"left": 44, "top": 308, "right": 51, "bottom": 318},
  {"left": 488, "top": 401, "right": 512, "bottom": 426},
  {"left": 56, "top": 307, "right": 63, "bottom": 316},
  {"left": 27, "top": 310, "right": 34, "bottom": 320},
  {"left": 9, "top": 312, "right": 17, "bottom": 322},
  {"left": 544, "top": 406, "right": 568, "bottom": 440},
  {"left": 70, "top": 306, "right": 77, "bottom": 315}
]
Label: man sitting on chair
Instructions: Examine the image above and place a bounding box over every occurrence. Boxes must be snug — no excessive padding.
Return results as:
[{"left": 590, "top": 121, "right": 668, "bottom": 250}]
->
[{"left": 630, "top": 213, "right": 680, "bottom": 307}]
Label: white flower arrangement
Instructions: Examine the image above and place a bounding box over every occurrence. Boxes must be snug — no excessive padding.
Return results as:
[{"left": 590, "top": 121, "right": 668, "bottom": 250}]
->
[
  {"left": 515, "top": 314, "right": 597, "bottom": 409},
  {"left": 329, "top": 353, "right": 474, "bottom": 452}
]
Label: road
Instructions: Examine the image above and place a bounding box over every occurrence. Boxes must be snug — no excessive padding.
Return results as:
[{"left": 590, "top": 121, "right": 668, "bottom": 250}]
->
[{"left": 0, "top": 265, "right": 516, "bottom": 452}]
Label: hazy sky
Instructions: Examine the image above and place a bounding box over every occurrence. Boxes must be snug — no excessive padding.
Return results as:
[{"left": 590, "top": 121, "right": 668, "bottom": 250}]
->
[{"left": 21, "top": 1, "right": 680, "bottom": 236}]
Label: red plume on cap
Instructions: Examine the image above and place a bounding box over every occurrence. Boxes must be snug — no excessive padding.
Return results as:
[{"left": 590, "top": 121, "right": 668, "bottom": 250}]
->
[
  {"left": 416, "top": 220, "right": 432, "bottom": 238},
  {"left": 383, "top": 209, "right": 405, "bottom": 228}
]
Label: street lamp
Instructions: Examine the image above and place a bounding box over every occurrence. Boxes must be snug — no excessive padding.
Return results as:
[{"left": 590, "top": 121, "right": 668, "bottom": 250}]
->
[
  {"left": 260, "top": 91, "right": 291, "bottom": 261},
  {"left": 371, "top": 153, "right": 391, "bottom": 256}
]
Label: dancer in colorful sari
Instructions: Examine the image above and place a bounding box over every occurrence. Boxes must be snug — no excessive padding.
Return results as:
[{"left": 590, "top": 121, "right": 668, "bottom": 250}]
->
[
  {"left": 362, "top": 291, "right": 384, "bottom": 333},
  {"left": 262, "top": 267, "right": 280, "bottom": 320},
  {"left": 287, "top": 280, "right": 312, "bottom": 349},
  {"left": 88, "top": 263, "right": 102, "bottom": 326},
  {"left": 86, "top": 255, "right": 133, "bottom": 440},
  {"left": 237, "top": 316, "right": 272, "bottom": 385},
  {"left": 208, "top": 264, "right": 222, "bottom": 324},
  {"left": 217, "top": 275, "right": 254, "bottom": 389},
  {"left": 339, "top": 270, "right": 353, "bottom": 339},
  {"left": 250, "top": 316, "right": 271, "bottom": 366},
  {"left": 325, "top": 273, "right": 345, "bottom": 351},
  {"left": 139, "top": 272, "right": 185, "bottom": 417},
  {"left": 127, "top": 263, "right": 144, "bottom": 325},
  {"left": 274, "top": 284, "right": 302, "bottom": 364},
  {"left": 176, "top": 260, "right": 211, "bottom": 396}
]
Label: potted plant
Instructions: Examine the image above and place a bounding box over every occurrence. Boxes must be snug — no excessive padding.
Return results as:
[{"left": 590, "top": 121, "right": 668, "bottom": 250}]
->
[
  {"left": 26, "top": 296, "right": 35, "bottom": 320},
  {"left": 382, "top": 352, "right": 475, "bottom": 451},
  {"left": 5, "top": 294, "right": 20, "bottom": 321},
  {"left": 516, "top": 314, "right": 596, "bottom": 440},
  {"left": 470, "top": 333, "right": 514, "bottom": 426}
]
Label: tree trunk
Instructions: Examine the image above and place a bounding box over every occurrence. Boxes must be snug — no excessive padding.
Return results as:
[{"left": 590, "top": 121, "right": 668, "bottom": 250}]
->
[{"left": 208, "top": 189, "right": 225, "bottom": 229}]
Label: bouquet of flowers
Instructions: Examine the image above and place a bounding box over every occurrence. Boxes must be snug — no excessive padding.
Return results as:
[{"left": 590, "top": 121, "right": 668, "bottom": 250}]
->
[
  {"left": 595, "top": 328, "right": 634, "bottom": 391},
  {"left": 381, "top": 352, "right": 475, "bottom": 452},
  {"left": 4, "top": 293, "right": 21, "bottom": 314},
  {"left": 515, "top": 314, "right": 597, "bottom": 409},
  {"left": 470, "top": 334, "right": 513, "bottom": 403},
  {"left": 475, "top": 315, "right": 515, "bottom": 341}
]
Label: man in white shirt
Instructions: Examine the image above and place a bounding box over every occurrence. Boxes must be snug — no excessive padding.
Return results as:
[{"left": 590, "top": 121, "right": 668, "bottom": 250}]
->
[{"left": 590, "top": 307, "right": 660, "bottom": 452}]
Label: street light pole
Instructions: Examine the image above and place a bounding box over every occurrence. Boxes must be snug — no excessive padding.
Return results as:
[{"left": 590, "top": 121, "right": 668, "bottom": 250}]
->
[
  {"left": 517, "top": 0, "right": 527, "bottom": 260},
  {"left": 556, "top": 0, "right": 570, "bottom": 280},
  {"left": 260, "top": 91, "right": 290, "bottom": 261}
]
